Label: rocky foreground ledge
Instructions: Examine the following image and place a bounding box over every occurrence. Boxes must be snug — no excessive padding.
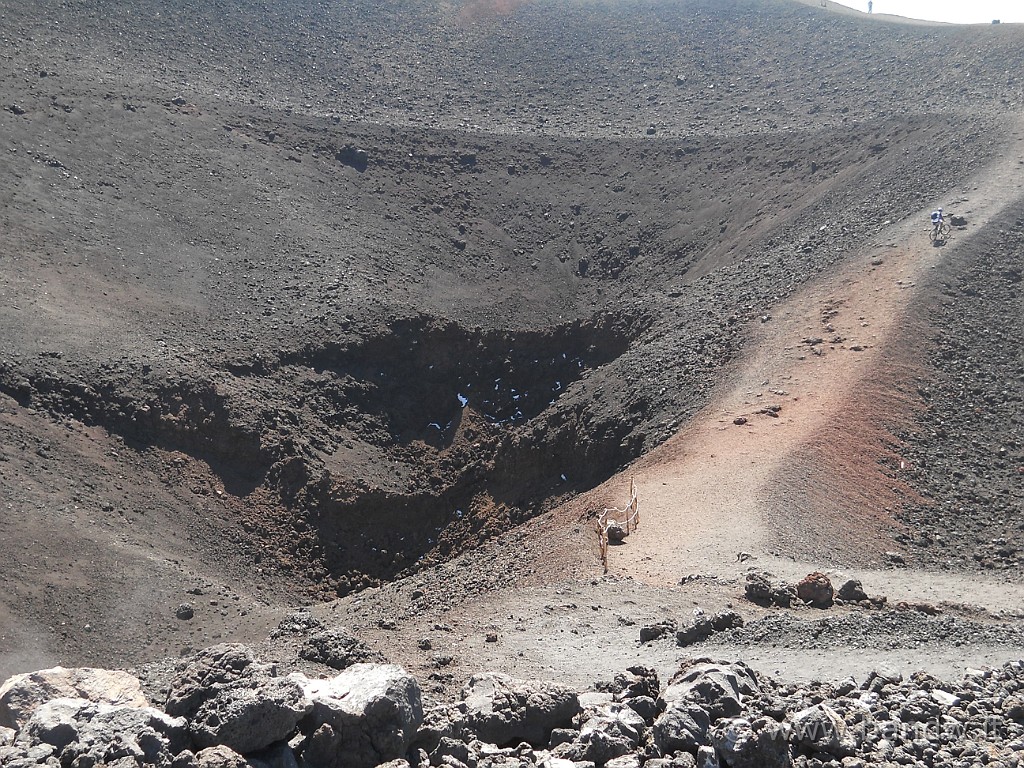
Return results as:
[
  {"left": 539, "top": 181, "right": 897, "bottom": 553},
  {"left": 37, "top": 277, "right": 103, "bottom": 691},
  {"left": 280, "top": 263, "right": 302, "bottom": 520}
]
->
[{"left": 1, "top": 644, "right": 1023, "bottom": 768}]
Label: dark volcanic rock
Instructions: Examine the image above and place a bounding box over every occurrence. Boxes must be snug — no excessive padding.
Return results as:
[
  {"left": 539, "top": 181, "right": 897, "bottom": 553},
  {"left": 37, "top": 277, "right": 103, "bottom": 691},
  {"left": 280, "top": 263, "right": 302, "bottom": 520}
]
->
[
  {"left": 4, "top": 655, "right": 1024, "bottom": 768},
  {"left": 188, "top": 675, "right": 311, "bottom": 755},
  {"left": 298, "top": 628, "right": 379, "bottom": 670},
  {"left": 652, "top": 701, "right": 713, "bottom": 754},
  {"left": 744, "top": 573, "right": 797, "bottom": 608},
  {"left": 164, "top": 645, "right": 269, "bottom": 720},
  {"left": 836, "top": 579, "right": 869, "bottom": 602},
  {"left": 660, "top": 661, "right": 762, "bottom": 721}
]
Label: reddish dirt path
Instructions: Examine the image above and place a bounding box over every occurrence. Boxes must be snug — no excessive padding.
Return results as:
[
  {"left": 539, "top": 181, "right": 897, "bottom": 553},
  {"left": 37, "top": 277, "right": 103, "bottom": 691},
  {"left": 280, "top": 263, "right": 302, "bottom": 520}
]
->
[{"left": 590, "top": 116, "right": 1024, "bottom": 607}]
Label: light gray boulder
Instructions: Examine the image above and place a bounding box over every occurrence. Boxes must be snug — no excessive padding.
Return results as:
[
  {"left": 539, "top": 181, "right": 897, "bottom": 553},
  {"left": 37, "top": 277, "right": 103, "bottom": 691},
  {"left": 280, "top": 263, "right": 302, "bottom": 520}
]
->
[
  {"left": 660, "top": 662, "right": 761, "bottom": 720},
  {"left": 0, "top": 666, "right": 148, "bottom": 730},
  {"left": 0, "top": 742, "right": 59, "bottom": 768},
  {"left": 581, "top": 703, "right": 646, "bottom": 745},
  {"left": 578, "top": 692, "right": 615, "bottom": 709},
  {"left": 295, "top": 663, "right": 423, "bottom": 768},
  {"left": 711, "top": 716, "right": 791, "bottom": 768},
  {"left": 789, "top": 703, "right": 854, "bottom": 756},
  {"left": 16, "top": 697, "right": 96, "bottom": 751},
  {"left": 461, "top": 672, "right": 581, "bottom": 747},
  {"left": 189, "top": 673, "right": 311, "bottom": 754},
  {"left": 16, "top": 696, "right": 188, "bottom": 765}
]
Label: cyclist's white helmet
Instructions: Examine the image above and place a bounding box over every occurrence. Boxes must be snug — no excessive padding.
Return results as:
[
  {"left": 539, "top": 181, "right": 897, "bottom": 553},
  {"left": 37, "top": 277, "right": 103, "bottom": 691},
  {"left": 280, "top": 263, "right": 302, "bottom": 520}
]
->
[{"left": 938, "top": 207, "right": 943, "bottom": 212}]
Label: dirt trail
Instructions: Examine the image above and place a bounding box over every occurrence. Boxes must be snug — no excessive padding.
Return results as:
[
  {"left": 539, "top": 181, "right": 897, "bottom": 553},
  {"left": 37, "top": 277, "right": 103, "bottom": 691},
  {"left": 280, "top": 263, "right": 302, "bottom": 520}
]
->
[{"left": 602, "top": 116, "right": 1024, "bottom": 610}]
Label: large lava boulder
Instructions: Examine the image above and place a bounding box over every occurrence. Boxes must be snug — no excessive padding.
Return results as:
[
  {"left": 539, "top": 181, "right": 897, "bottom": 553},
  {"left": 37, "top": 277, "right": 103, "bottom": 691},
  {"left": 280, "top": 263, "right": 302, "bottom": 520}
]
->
[
  {"left": 0, "top": 667, "right": 149, "bottom": 730},
  {"left": 796, "top": 572, "right": 834, "bottom": 608},
  {"left": 187, "top": 674, "right": 312, "bottom": 754},
  {"left": 165, "top": 643, "right": 312, "bottom": 755},
  {"left": 652, "top": 700, "right": 712, "bottom": 754},
  {"left": 15, "top": 697, "right": 188, "bottom": 766},
  {"left": 461, "top": 672, "right": 582, "bottom": 747},
  {"left": 712, "top": 716, "right": 791, "bottom": 768},
  {"left": 660, "top": 661, "right": 762, "bottom": 720},
  {"left": 295, "top": 663, "right": 423, "bottom": 768},
  {"left": 165, "top": 644, "right": 272, "bottom": 720},
  {"left": 554, "top": 702, "right": 647, "bottom": 764}
]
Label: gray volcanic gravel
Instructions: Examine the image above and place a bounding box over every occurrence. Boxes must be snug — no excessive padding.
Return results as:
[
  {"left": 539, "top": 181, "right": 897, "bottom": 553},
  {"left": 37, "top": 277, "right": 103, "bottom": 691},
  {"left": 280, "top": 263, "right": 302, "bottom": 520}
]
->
[
  {"left": 707, "top": 610, "right": 1024, "bottom": 652},
  {"left": 895, "top": 209, "right": 1024, "bottom": 574}
]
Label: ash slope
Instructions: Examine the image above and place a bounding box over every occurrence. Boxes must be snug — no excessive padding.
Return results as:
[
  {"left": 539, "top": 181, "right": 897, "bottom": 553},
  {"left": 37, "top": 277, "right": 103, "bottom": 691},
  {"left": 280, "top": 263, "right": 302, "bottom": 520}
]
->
[{"left": 0, "top": 0, "right": 1022, "bottom": 677}]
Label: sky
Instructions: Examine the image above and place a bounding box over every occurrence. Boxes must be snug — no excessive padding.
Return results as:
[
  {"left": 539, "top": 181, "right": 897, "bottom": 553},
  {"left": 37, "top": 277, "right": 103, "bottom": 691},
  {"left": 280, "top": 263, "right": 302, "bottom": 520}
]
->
[{"left": 828, "top": 0, "right": 1023, "bottom": 24}]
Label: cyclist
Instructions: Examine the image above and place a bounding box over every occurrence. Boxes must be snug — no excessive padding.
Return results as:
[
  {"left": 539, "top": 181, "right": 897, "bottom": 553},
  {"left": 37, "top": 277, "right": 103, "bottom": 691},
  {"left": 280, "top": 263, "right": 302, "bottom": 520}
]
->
[{"left": 930, "top": 207, "right": 945, "bottom": 238}]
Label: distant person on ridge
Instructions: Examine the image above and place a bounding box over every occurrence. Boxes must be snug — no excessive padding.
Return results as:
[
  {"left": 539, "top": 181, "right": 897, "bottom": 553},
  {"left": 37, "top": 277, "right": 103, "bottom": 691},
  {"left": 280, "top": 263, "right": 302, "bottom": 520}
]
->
[{"left": 868, "top": 1, "right": 873, "bottom": 12}]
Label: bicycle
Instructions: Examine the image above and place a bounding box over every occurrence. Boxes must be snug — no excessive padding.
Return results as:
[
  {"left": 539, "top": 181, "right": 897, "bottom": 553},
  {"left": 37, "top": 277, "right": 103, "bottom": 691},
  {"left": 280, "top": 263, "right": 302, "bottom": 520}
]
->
[{"left": 930, "top": 219, "right": 951, "bottom": 243}]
